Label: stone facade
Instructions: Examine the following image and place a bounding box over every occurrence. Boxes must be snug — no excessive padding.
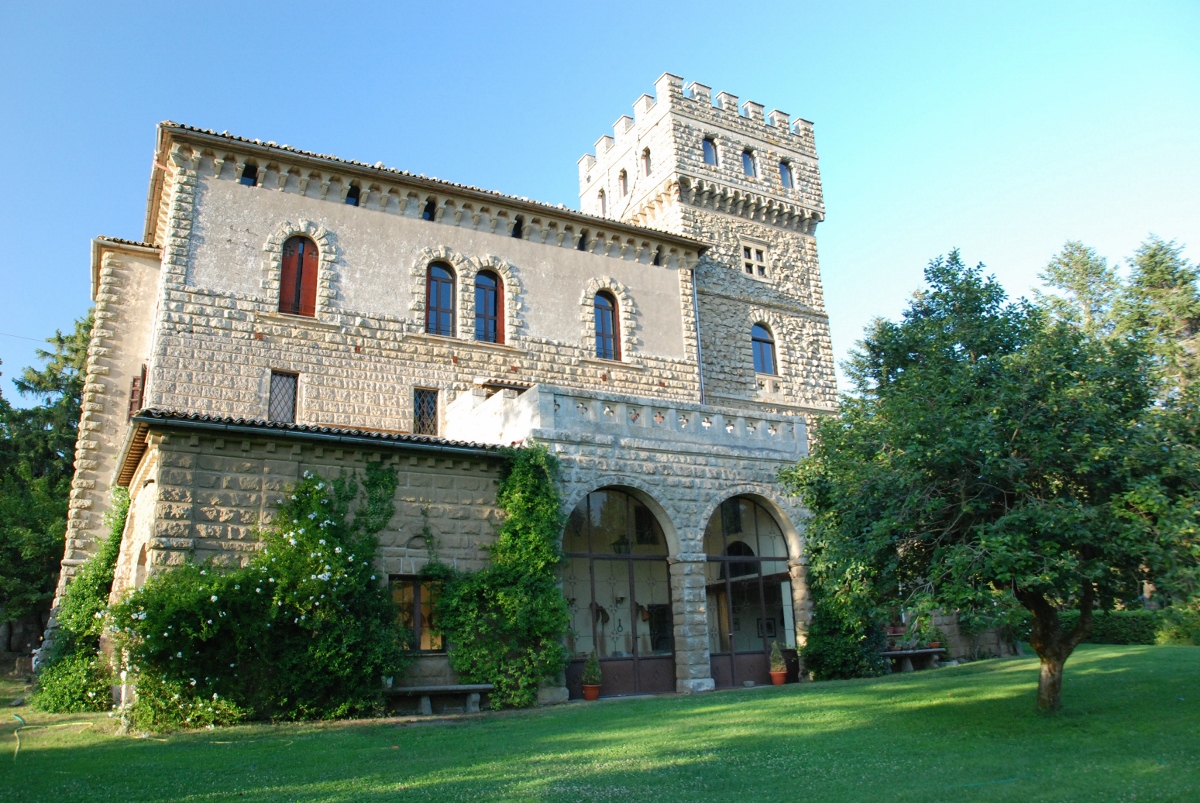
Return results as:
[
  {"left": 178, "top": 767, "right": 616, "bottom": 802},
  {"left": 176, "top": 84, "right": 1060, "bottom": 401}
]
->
[{"left": 52, "top": 74, "right": 839, "bottom": 697}]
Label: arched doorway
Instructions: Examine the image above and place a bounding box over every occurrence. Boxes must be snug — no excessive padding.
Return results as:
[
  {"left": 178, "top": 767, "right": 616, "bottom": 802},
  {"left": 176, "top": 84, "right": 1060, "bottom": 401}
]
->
[
  {"left": 705, "top": 496, "right": 794, "bottom": 687},
  {"left": 562, "top": 488, "right": 675, "bottom": 698}
]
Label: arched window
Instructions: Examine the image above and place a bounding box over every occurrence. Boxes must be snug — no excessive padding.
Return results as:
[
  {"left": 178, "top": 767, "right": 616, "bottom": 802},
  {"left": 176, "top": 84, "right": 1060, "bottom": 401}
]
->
[
  {"left": 598, "top": 190, "right": 607, "bottom": 216},
  {"left": 702, "top": 137, "right": 718, "bottom": 166},
  {"left": 511, "top": 215, "right": 524, "bottom": 239},
  {"left": 422, "top": 198, "right": 436, "bottom": 221},
  {"left": 779, "top": 161, "right": 793, "bottom": 188},
  {"left": 240, "top": 163, "right": 259, "bottom": 187},
  {"left": 425, "top": 263, "right": 456, "bottom": 337},
  {"left": 594, "top": 292, "right": 620, "bottom": 361},
  {"left": 475, "top": 271, "right": 504, "bottom": 344},
  {"left": 642, "top": 148, "right": 652, "bottom": 176},
  {"left": 742, "top": 150, "right": 757, "bottom": 178},
  {"left": 279, "top": 235, "right": 318, "bottom": 317},
  {"left": 345, "top": 184, "right": 361, "bottom": 206},
  {"left": 752, "top": 324, "right": 776, "bottom": 375},
  {"left": 619, "top": 169, "right": 628, "bottom": 197}
]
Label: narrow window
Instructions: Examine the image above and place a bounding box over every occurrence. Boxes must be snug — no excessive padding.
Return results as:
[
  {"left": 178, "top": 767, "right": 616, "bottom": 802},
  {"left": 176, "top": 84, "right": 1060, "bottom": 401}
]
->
[
  {"left": 240, "top": 164, "right": 258, "bottom": 187},
  {"left": 422, "top": 199, "right": 437, "bottom": 221},
  {"left": 413, "top": 388, "right": 438, "bottom": 436},
  {"left": 474, "top": 271, "right": 504, "bottom": 344},
  {"left": 345, "top": 184, "right": 361, "bottom": 206},
  {"left": 391, "top": 576, "right": 443, "bottom": 651},
  {"left": 577, "top": 230, "right": 589, "bottom": 251},
  {"left": 268, "top": 371, "right": 298, "bottom": 423},
  {"left": 702, "top": 137, "right": 717, "bottom": 166},
  {"left": 642, "top": 148, "right": 651, "bottom": 176},
  {"left": 652, "top": 247, "right": 663, "bottom": 267},
  {"left": 619, "top": 169, "right": 628, "bottom": 197},
  {"left": 511, "top": 215, "right": 524, "bottom": 238},
  {"left": 425, "top": 263, "right": 455, "bottom": 337},
  {"left": 127, "top": 364, "right": 147, "bottom": 419},
  {"left": 752, "top": 324, "right": 777, "bottom": 375},
  {"left": 779, "top": 161, "right": 793, "bottom": 189},
  {"left": 755, "top": 249, "right": 766, "bottom": 278},
  {"left": 598, "top": 190, "right": 606, "bottom": 216},
  {"left": 742, "top": 150, "right": 756, "bottom": 178},
  {"left": 279, "top": 235, "right": 318, "bottom": 316},
  {"left": 594, "top": 292, "right": 620, "bottom": 361},
  {"left": 743, "top": 246, "right": 754, "bottom": 275}
]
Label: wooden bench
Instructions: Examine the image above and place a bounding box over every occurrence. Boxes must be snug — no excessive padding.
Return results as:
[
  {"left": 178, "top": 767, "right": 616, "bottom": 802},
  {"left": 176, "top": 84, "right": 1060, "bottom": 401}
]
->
[
  {"left": 880, "top": 648, "right": 946, "bottom": 673},
  {"left": 382, "top": 684, "right": 494, "bottom": 715}
]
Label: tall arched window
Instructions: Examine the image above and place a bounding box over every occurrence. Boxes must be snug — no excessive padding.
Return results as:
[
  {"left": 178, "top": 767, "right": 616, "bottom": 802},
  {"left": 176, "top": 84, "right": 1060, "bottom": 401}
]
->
[
  {"left": 426, "top": 263, "right": 456, "bottom": 337},
  {"left": 279, "top": 235, "right": 318, "bottom": 317},
  {"left": 742, "top": 150, "right": 757, "bottom": 177},
  {"left": 598, "top": 190, "right": 607, "bottom": 216},
  {"left": 474, "top": 271, "right": 504, "bottom": 344},
  {"left": 594, "top": 292, "right": 620, "bottom": 361},
  {"left": 702, "top": 137, "right": 718, "bottom": 166},
  {"left": 619, "top": 169, "right": 628, "bottom": 197},
  {"left": 641, "top": 148, "right": 651, "bottom": 176},
  {"left": 779, "top": 161, "right": 793, "bottom": 188},
  {"left": 752, "top": 324, "right": 776, "bottom": 375}
]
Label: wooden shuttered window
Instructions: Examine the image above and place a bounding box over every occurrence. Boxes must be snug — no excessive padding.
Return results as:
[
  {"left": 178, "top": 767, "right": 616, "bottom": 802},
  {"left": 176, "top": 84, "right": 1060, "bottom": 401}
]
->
[{"left": 279, "top": 235, "right": 318, "bottom": 317}]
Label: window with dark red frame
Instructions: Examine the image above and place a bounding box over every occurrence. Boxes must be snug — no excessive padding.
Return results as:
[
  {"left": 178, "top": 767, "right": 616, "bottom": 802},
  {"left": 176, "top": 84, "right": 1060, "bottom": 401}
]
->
[
  {"left": 595, "top": 292, "right": 620, "bottom": 361},
  {"left": 425, "top": 263, "right": 455, "bottom": 336},
  {"left": 474, "top": 271, "right": 504, "bottom": 343},
  {"left": 279, "top": 235, "right": 318, "bottom": 317}
]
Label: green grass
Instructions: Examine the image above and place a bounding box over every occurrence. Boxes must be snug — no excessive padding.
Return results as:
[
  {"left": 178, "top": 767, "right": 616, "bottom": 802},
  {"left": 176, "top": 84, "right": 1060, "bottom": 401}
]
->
[{"left": 1, "top": 645, "right": 1197, "bottom": 801}]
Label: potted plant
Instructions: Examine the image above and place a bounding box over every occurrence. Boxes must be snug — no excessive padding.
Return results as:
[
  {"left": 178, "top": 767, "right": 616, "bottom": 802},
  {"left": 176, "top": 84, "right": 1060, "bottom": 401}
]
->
[
  {"left": 581, "top": 651, "right": 602, "bottom": 700},
  {"left": 769, "top": 641, "right": 788, "bottom": 685}
]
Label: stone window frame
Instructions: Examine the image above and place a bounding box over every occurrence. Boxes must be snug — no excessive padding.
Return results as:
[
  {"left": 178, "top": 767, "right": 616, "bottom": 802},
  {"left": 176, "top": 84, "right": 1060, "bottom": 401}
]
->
[
  {"left": 747, "top": 307, "right": 789, "bottom": 379},
  {"left": 579, "top": 277, "right": 639, "bottom": 363},
  {"left": 409, "top": 245, "right": 524, "bottom": 343},
  {"left": 261, "top": 220, "right": 341, "bottom": 319},
  {"left": 738, "top": 235, "right": 773, "bottom": 282}
]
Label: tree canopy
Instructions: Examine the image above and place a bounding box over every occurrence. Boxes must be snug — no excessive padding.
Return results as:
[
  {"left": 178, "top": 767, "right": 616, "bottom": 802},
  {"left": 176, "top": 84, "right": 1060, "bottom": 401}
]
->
[{"left": 784, "top": 248, "right": 1195, "bottom": 711}]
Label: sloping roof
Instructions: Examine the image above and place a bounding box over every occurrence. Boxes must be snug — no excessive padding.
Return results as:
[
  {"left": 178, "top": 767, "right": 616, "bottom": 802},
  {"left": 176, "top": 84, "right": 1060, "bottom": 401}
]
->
[
  {"left": 96, "top": 235, "right": 159, "bottom": 250},
  {"left": 116, "top": 408, "right": 503, "bottom": 486},
  {"left": 156, "top": 122, "right": 706, "bottom": 251}
]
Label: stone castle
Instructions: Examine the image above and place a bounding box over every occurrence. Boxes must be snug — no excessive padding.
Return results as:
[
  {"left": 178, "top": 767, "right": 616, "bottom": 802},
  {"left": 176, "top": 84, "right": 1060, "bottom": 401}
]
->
[{"left": 55, "top": 73, "right": 837, "bottom": 699}]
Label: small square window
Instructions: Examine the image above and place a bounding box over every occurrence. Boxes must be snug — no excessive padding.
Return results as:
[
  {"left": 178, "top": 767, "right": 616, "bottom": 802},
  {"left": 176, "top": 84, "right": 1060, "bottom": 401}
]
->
[
  {"left": 741, "top": 242, "right": 770, "bottom": 280},
  {"left": 413, "top": 388, "right": 438, "bottom": 436},
  {"left": 268, "top": 371, "right": 297, "bottom": 423}
]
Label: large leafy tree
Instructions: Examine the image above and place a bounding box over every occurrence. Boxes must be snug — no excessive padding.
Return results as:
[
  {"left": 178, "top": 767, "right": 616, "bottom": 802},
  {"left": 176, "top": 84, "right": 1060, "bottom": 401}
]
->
[
  {"left": 783, "top": 252, "right": 1172, "bottom": 712},
  {"left": 0, "top": 314, "right": 92, "bottom": 648}
]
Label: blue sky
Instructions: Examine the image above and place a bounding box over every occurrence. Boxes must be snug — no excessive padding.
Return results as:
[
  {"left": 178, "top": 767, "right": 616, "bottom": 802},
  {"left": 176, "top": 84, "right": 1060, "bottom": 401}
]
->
[{"left": 1, "top": 1, "right": 1197, "bottom": 402}]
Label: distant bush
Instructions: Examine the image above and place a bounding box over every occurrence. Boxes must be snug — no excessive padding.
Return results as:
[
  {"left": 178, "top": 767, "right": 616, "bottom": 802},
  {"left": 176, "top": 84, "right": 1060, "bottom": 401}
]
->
[
  {"left": 800, "top": 596, "right": 887, "bottom": 681},
  {"left": 1155, "top": 608, "right": 1200, "bottom": 646}
]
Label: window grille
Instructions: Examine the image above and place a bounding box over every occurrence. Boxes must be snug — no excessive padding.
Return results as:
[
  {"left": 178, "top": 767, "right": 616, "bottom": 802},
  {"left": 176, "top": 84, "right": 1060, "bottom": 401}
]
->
[
  {"left": 425, "top": 264, "right": 455, "bottom": 336},
  {"left": 268, "top": 371, "right": 298, "bottom": 423},
  {"left": 594, "top": 292, "right": 620, "bottom": 361},
  {"left": 413, "top": 388, "right": 438, "bottom": 436},
  {"left": 752, "top": 324, "right": 777, "bottom": 375}
]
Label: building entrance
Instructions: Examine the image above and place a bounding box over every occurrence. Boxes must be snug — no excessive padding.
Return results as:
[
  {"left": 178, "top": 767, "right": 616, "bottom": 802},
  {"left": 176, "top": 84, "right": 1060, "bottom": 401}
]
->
[
  {"left": 705, "top": 497, "right": 794, "bottom": 688},
  {"left": 562, "top": 489, "right": 675, "bottom": 698}
]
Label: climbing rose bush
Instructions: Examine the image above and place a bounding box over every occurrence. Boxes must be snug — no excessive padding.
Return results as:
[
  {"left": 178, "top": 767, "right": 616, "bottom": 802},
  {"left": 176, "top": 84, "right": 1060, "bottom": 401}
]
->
[{"left": 110, "top": 466, "right": 410, "bottom": 730}]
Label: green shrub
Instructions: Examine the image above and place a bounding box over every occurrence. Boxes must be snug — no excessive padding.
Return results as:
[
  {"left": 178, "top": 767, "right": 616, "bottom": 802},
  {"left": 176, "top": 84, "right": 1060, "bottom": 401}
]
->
[
  {"left": 800, "top": 596, "right": 888, "bottom": 681},
  {"left": 55, "top": 488, "right": 128, "bottom": 641},
  {"left": 430, "top": 446, "right": 569, "bottom": 708},
  {"left": 1156, "top": 608, "right": 1200, "bottom": 645},
  {"left": 110, "top": 466, "right": 411, "bottom": 730},
  {"left": 1059, "top": 609, "right": 1160, "bottom": 645},
  {"left": 29, "top": 651, "right": 114, "bottom": 713},
  {"left": 581, "top": 651, "right": 602, "bottom": 686}
]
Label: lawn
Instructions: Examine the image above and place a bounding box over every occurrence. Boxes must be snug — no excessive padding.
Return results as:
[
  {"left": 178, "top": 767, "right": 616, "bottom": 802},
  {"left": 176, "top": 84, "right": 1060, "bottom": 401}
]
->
[{"left": 1, "top": 645, "right": 1197, "bottom": 802}]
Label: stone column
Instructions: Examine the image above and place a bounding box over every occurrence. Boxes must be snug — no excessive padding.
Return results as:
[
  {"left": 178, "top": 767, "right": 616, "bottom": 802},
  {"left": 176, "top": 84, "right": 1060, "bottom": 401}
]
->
[
  {"left": 788, "top": 557, "right": 812, "bottom": 647},
  {"left": 670, "top": 552, "right": 715, "bottom": 693}
]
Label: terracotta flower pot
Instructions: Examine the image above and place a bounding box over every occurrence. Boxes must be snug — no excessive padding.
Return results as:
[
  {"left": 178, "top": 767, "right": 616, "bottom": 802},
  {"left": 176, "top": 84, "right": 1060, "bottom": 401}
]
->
[
  {"left": 769, "top": 670, "right": 787, "bottom": 686},
  {"left": 582, "top": 684, "right": 601, "bottom": 701},
  {"left": 928, "top": 642, "right": 941, "bottom": 649}
]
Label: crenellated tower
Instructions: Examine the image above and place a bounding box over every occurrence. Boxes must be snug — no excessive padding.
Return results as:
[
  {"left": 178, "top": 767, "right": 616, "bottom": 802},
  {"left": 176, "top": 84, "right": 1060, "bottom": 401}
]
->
[{"left": 578, "top": 73, "right": 837, "bottom": 417}]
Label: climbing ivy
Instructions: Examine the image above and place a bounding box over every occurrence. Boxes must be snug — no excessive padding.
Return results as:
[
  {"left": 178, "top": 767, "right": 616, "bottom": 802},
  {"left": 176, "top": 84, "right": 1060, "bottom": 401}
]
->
[{"left": 428, "top": 445, "right": 570, "bottom": 708}]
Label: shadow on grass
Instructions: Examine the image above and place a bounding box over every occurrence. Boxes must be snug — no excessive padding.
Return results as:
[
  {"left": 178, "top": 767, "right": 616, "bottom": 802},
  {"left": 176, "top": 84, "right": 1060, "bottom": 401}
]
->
[{"left": 3, "top": 646, "right": 1197, "bottom": 802}]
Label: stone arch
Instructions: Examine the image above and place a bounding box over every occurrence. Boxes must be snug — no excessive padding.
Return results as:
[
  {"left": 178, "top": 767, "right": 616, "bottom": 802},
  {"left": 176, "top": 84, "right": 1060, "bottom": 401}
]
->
[
  {"left": 408, "top": 246, "right": 524, "bottom": 341},
  {"left": 694, "top": 484, "right": 805, "bottom": 562},
  {"left": 579, "top": 277, "right": 639, "bottom": 361},
  {"left": 111, "top": 477, "right": 159, "bottom": 601},
  {"left": 561, "top": 475, "right": 682, "bottom": 559},
  {"left": 261, "top": 219, "right": 340, "bottom": 317}
]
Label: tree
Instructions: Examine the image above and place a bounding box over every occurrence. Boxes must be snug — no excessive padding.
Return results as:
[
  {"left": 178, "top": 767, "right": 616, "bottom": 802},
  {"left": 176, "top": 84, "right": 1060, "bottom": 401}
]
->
[
  {"left": 783, "top": 252, "right": 1168, "bottom": 712},
  {"left": 0, "top": 313, "right": 92, "bottom": 648},
  {"left": 1036, "top": 241, "right": 1120, "bottom": 337}
]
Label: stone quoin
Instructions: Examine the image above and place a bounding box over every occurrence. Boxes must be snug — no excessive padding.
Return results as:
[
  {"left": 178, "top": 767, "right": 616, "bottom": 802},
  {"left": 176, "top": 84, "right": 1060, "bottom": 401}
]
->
[{"left": 50, "top": 73, "right": 838, "bottom": 700}]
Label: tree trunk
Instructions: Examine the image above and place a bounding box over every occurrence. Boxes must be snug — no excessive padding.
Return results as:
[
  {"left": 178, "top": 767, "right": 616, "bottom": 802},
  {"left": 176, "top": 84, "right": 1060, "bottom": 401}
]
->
[{"left": 1016, "top": 581, "right": 1096, "bottom": 713}]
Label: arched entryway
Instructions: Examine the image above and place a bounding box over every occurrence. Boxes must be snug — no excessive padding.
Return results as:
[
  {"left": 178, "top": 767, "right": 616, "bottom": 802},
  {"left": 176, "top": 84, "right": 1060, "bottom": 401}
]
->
[
  {"left": 562, "top": 488, "right": 676, "bottom": 698},
  {"left": 705, "top": 496, "right": 795, "bottom": 687}
]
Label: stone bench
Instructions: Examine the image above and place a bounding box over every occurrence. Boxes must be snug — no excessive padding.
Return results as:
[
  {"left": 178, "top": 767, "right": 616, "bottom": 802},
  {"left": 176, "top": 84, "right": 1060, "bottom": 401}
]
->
[
  {"left": 383, "top": 684, "right": 494, "bottom": 715},
  {"left": 880, "top": 647, "right": 946, "bottom": 673}
]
